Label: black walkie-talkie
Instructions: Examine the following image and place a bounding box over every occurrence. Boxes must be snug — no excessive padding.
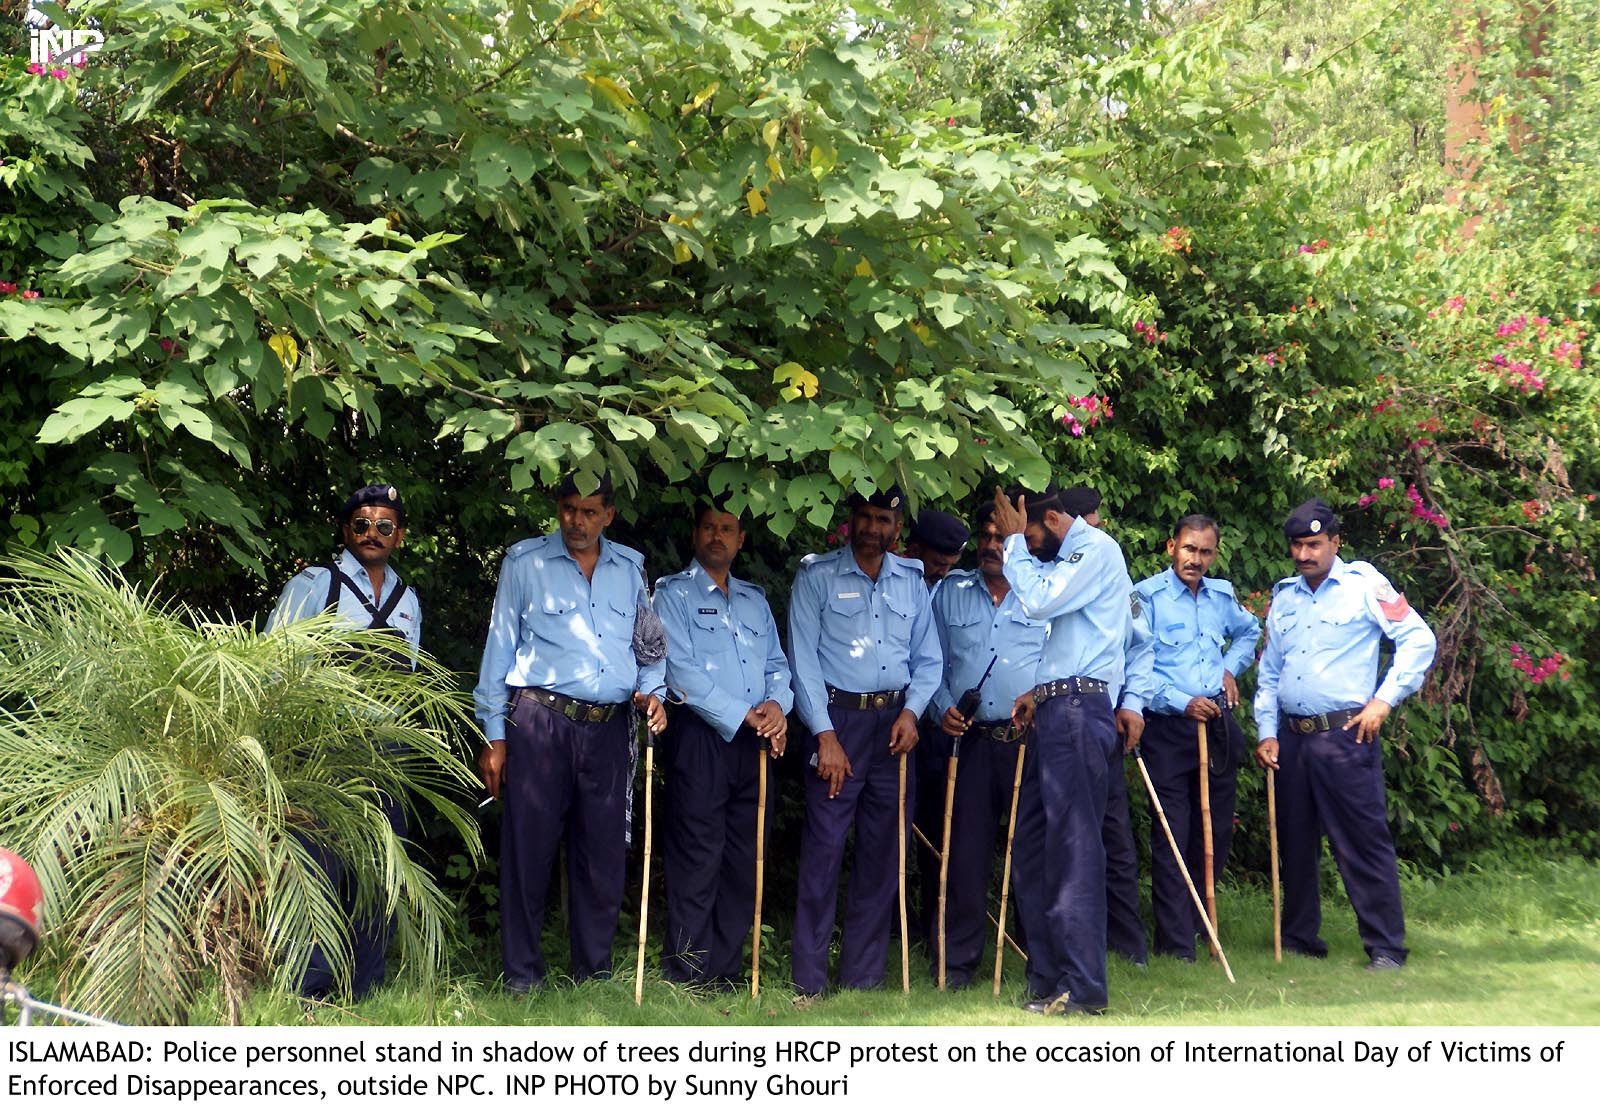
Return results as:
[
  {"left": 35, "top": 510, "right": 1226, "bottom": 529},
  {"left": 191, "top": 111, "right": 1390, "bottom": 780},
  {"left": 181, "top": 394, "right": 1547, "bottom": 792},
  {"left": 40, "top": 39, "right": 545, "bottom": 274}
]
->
[{"left": 956, "top": 655, "right": 999, "bottom": 720}]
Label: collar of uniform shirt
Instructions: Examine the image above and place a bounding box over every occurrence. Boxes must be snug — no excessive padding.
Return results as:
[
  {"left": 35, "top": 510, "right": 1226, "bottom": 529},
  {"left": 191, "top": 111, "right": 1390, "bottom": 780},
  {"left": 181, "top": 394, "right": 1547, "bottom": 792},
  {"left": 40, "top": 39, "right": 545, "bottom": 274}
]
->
[
  {"left": 548, "top": 532, "right": 624, "bottom": 568},
  {"left": 1291, "top": 553, "right": 1350, "bottom": 594},
  {"left": 1161, "top": 565, "right": 1215, "bottom": 598},
  {"left": 689, "top": 558, "right": 738, "bottom": 599}
]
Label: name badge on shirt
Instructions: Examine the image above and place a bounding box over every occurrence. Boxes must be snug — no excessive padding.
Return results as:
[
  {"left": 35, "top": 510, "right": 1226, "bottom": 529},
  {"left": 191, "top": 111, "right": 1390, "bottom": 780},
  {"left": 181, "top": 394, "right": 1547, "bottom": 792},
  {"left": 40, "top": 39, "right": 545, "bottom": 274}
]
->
[
  {"left": 698, "top": 608, "right": 719, "bottom": 615},
  {"left": 836, "top": 591, "right": 861, "bottom": 599}
]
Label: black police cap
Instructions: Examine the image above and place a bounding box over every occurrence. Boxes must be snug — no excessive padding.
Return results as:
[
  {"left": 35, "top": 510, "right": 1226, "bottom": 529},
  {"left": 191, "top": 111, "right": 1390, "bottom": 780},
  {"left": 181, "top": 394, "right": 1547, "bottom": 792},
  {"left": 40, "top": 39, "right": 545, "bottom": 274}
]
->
[
  {"left": 1059, "top": 485, "right": 1102, "bottom": 519},
  {"left": 1284, "top": 497, "right": 1339, "bottom": 539},
  {"left": 846, "top": 484, "right": 905, "bottom": 512},
  {"left": 341, "top": 483, "right": 405, "bottom": 525},
  {"left": 908, "top": 509, "right": 970, "bottom": 555}
]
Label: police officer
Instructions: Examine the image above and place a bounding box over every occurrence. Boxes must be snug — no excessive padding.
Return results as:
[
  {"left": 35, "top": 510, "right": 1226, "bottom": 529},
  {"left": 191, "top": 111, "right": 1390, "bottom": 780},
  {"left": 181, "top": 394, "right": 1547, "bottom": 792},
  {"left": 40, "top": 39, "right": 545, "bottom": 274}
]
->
[
  {"left": 474, "top": 474, "right": 667, "bottom": 993},
  {"left": 1253, "top": 498, "right": 1436, "bottom": 969},
  {"left": 992, "top": 485, "right": 1135, "bottom": 1015},
  {"left": 1134, "top": 514, "right": 1261, "bottom": 961},
  {"left": 789, "top": 486, "right": 943, "bottom": 996},
  {"left": 904, "top": 509, "right": 970, "bottom": 591},
  {"left": 923, "top": 503, "right": 1046, "bottom": 988},
  {"left": 1059, "top": 485, "right": 1149, "bottom": 968},
  {"left": 266, "top": 482, "right": 420, "bottom": 998},
  {"left": 652, "top": 505, "right": 794, "bottom": 988}
]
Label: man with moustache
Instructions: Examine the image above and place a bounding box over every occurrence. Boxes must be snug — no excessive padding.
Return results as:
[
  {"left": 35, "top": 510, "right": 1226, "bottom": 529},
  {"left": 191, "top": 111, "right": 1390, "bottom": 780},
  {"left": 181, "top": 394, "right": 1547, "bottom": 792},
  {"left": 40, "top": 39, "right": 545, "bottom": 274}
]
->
[
  {"left": 475, "top": 473, "right": 668, "bottom": 993},
  {"left": 652, "top": 505, "right": 793, "bottom": 988},
  {"left": 1254, "top": 498, "right": 1435, "bottom": 969},
  {"left": 266, "top": 482, "right": 420, "bottom": 998},
  {"left": 922, "top": 502, "right": 1047, "bottom": 988},
  {"left": 1133, "top": 514, "right": 1261, "bottom": 961},
  {"left": 1058, "top": 484, "right": 1151, "bottom": 969},
  {"left": 991, "top": 485, "right": 1135, "bottom": 1016},
  {"left": 788, "top": 487, "right": 943, "bottom": 996}
]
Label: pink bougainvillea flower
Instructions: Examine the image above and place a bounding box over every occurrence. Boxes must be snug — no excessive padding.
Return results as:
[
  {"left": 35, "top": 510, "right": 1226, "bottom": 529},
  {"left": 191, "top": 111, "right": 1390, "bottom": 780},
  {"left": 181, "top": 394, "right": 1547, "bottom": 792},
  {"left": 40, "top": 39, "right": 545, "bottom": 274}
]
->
[
  {"left": 20, "top": 290, "right": 40, "bottom": 300},
  {"left": 26, "top": 62, "right": 44, "bottom": 75},
  {"left": 1377, "top": 477, "right": 1395, "bottom": 489},
  {"left": 0, "top": 282, "right": 15, "bottom": 295},
  {"left": 50, "top": 68, "right": 67, "bottom": 79}
]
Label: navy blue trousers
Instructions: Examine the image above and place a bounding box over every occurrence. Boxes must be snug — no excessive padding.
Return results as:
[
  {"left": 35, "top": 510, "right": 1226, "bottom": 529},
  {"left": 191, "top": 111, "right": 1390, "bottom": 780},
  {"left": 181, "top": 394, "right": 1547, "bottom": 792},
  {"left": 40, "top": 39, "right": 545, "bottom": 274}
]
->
[
  {"left": 299, "top": 790, "right": 407, "bottom": 999},
  {"left": 1277, "top": 723, "right": 1407, "bottom": 963},
  {"left": 661, "top": 712, "right": 771, "bottom": 985},
  {"left": 792, "top": 704, "right": 911, "bottom": 995},
  {"left": 500, "top": 693, "right": 632, "bottom": 987},
  {"left": 1142, "top": 709, "right": 1242, "bottom": 959},
  {"left": 1102, "top": 744, "right": 1148, "bottom": 964},
  {"left": 1011, "top": 690, "right": 1118, "bottom": 1008},
  {"left": 921, "top": 724, "right": 1029, "bottom": 985}
]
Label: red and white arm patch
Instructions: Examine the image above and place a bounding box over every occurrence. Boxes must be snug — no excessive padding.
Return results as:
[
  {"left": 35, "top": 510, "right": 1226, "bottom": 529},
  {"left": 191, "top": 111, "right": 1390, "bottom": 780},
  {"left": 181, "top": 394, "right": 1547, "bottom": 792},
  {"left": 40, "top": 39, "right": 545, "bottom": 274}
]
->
[{"left": 1373, "top": 578, "right": 1410, "bottom": 621}]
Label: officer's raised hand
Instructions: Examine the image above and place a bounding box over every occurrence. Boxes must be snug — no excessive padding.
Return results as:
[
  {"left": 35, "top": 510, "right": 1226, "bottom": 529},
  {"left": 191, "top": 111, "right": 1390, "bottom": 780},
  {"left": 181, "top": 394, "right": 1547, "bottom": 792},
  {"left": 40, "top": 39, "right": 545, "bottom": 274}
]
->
[
  {"left": 814, "top": 729, "right": 853, "bottom": 798},
  {"left": 480, "top": 738, "right": 507, "bottom": 801},
  {"left": 888, "top": 708, "right": 919, "bottom": 755}
]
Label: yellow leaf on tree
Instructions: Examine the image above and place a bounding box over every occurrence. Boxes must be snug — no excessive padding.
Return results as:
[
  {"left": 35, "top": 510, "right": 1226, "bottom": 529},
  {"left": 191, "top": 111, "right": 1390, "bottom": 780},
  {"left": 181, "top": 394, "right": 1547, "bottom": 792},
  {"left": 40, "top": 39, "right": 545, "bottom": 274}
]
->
[
  {"left": 762, "top": 119, "right": 782, "bottom": 151},
  {"left": 765, "top": 154, "right": 784, "bottom": 181},
  {"left": 267, "top": 333, "right": 298, "bottom": 370},
  {"left": 746, "top": 188, "right": 767, "bottom": 215},
  {"left": 682, "top": 81, "right": 718, "bottom": 115},
  {"left": 910, "top": 321, "right": 931, "bottom": 342},
  {"left": 585, "top": 73, "right": 637, "bottom": 108},
  {"left": 673, "top": 241, "right": 693, "bottom": 264},
  {"left": 854, "top": 256, "right": 872, "bottom": 278},
  {"left": 773, "top": 361, "right": 819, "bottom": 400}
]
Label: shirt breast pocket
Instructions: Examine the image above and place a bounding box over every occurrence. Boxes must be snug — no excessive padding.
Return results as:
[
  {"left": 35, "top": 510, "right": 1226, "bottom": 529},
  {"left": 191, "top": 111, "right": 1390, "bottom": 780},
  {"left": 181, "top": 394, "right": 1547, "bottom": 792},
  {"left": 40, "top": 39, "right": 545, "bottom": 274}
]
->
[
  {"left": 882, "top": 591, "right": 917, "bottom": 642},
  {"left": 691, "top": 609, "right": 727, "bottom": 652},
  {"left": 527, "top": 593, "right": 579, "bottom": 641},
  {"left": 1314, "top": 601, "right": 1365, "bottom": 648},
  {"left": 825, "top": 590, "right": 869, "bottom": 640}
]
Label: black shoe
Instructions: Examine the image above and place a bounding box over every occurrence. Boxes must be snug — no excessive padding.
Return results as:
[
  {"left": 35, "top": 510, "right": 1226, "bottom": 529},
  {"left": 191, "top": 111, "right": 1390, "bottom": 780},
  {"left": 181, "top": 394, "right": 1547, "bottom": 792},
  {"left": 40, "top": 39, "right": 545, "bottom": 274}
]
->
[
  {"left": 1365, "top": 955, "right": 1404, "bottom": 972},
  {"left": 1283, "top": 944, "right": 1328, "bottom": 959},
  {"left": 503, "top": 978, "right": 542, "bottom": 996},
  {"left": 945, "top": 972, "right": 974, "bottom": 991},
  {"left": 1022, "top": 994, "right": 1106, "bottom": 1017}
]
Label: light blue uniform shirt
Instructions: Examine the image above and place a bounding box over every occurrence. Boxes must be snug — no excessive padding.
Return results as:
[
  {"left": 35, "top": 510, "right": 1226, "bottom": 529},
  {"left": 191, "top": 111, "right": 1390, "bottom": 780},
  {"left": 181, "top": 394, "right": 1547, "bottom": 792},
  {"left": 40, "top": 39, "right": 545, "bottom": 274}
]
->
[
  {"left": 473, "top": 532, "right": 666, "bottom": 740},
  {"left": 788, "top": 548, "right": 943, "bottom": 737},
  {"left": 1134, "top": 567, "right": 1261, "bottom": 716},
  {"left": 1001, "top": 519, "right": 1133, "bottom": 695},
  {"left": 653, "top": 561, "right": 794, "bottom": 742},
  {"left": 266, "top": 548, "right": 421, "bottom": 666},
  {"left": 1254, "top": 556, "right": 1437, "bottom": 740},
  {"left": 1120, "top": 588, "right": 1155, "bottom": 716},
  {"left": 928, "top": 570, "right": 1047, "bottom": 723}
]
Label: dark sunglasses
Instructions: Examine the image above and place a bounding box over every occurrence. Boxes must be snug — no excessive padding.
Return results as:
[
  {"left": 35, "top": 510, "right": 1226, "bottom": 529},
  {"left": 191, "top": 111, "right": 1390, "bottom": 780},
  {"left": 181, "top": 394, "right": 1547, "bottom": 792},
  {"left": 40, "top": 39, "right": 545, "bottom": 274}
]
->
[{"left": 350, "top": 517, "right": 396, "bottom": 537}]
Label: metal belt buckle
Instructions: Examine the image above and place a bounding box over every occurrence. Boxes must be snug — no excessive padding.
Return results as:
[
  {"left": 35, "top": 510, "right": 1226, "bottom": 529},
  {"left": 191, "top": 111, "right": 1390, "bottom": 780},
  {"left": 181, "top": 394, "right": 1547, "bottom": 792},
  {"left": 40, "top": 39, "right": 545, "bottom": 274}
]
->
[
  {"left": 587, "top": 705, "right": 607, "bottom": 722},
  {"left": 1294, "top": 716, "right": 1316, "bottom": 733}
]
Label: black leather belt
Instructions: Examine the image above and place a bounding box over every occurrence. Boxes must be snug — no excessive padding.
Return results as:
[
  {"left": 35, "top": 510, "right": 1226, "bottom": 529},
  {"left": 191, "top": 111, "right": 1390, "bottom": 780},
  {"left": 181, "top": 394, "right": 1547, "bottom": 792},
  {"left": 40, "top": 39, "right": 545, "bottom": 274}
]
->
[
  {"left": 1033, "top": 676, "right": 1109, "bottom": 704},
  {"left": 969, "top": 719, "right": 1018, "bottom": 743},
  {"left": 828, "top": 686, "right": 906, "bottom": 712},
  {"left": 520, "top": 686, "right": 626, "bottom": 723},
  {"left": 1284, "top": 707, "right": 1364, "bottom": 734}
]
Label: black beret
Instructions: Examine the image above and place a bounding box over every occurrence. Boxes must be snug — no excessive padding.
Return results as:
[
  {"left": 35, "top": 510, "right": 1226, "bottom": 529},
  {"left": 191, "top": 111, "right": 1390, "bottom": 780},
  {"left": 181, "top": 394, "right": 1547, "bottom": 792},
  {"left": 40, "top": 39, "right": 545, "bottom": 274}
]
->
[
  {"left": 908, "top": 509, "right": 970, "bottom": 555},
  {"left": 1059, "top": 485, "right": 1102, "bottom": 518},
  {"left": 846, "top": 484, "right": 905, "bottom": 512},
  {"left": 341, "top": 483, "right": 405, "bottom": 524},
  {"left": 1284, "top": 497, "right": 1339, "bottom": 539}
]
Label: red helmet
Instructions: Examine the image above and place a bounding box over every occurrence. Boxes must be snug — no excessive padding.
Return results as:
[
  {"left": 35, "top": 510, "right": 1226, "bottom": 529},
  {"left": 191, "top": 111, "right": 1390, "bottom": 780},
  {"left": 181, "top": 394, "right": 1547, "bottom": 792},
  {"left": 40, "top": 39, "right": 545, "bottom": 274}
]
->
[{"left": 0, "top": 847, "right": 43, "bottom": 970}]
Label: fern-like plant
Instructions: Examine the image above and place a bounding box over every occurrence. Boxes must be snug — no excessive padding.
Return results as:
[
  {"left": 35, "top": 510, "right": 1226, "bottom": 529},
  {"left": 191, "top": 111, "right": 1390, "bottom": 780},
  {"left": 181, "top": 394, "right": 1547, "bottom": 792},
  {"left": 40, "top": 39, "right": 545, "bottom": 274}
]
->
[{"left": 0, "top": 550, "right": 482, "bottom": 1023}]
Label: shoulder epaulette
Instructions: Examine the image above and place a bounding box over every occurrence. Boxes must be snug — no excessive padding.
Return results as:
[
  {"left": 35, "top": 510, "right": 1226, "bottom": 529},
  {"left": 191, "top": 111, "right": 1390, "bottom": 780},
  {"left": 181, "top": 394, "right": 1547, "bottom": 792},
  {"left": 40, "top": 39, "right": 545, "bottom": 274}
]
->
[
  {"left": 1203, "top": 576, "right": 1238, "bottom": 597},
  {"left": 1272, "top": 576, "right": 1297, "bottom": 595},
  {"left": 606, "top": 539, "right": 646, "bottom": 567},
  {"left": 504, "top": 536, "right": 545, "bottom": 561}
]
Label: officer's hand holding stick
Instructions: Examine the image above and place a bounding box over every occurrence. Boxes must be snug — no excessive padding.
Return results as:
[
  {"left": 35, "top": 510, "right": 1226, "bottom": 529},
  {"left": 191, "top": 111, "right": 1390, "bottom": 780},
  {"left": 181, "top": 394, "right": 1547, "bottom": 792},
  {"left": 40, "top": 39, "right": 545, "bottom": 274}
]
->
[
  {"left": 633, "top": 693, "right": 665, "bottom": 1007},
  {"left": 1134, "top": 744, "right": 1236, "bottom": 984},
  {"left": 752, "top": 734, "right": 770, "bottom": 997},
  {"left": 937, "top": 656, "right": 994, "bottom": 990},
  {"left": 993, "top": 731, "right": 1027, "bottom": 997}
]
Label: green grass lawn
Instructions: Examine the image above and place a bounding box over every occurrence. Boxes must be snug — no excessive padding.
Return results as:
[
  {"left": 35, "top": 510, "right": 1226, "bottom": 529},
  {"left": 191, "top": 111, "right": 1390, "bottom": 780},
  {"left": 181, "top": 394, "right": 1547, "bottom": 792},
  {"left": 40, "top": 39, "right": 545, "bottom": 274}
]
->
[{"left": 230, "top": 857, "right": 1600, "bottom": 1028}]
